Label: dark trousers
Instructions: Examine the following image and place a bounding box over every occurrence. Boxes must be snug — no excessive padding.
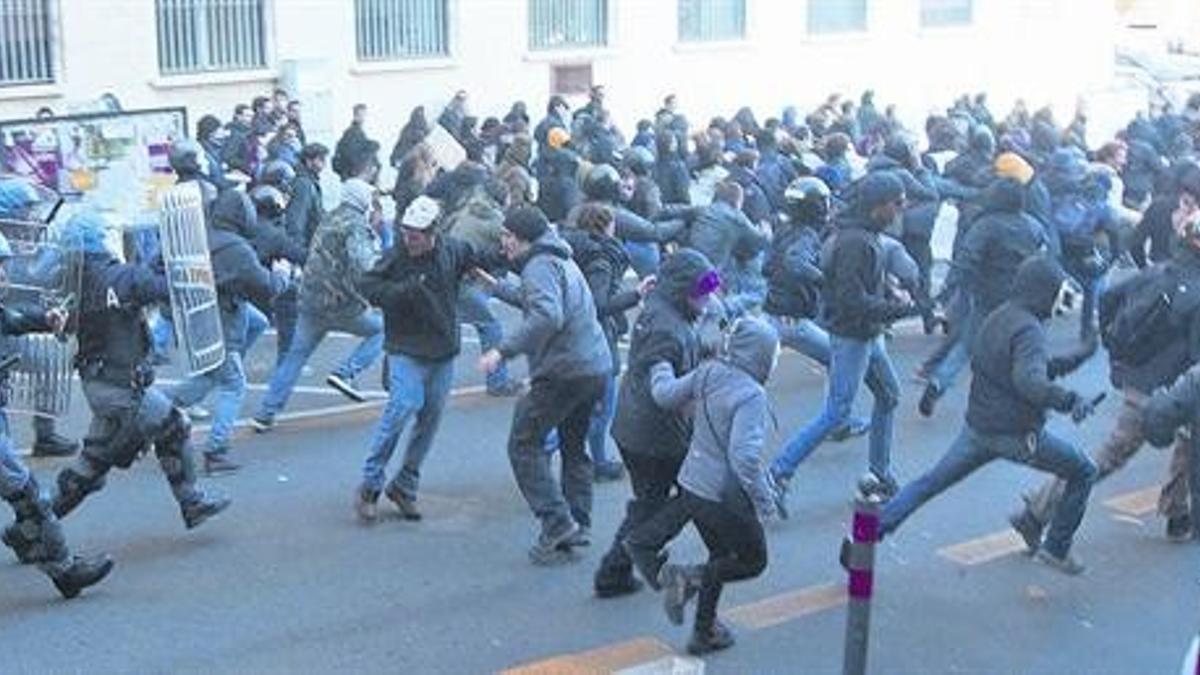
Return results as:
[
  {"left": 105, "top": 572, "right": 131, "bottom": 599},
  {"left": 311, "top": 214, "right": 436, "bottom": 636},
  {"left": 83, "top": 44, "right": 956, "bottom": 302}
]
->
[
  {"left": 597, "top": 449, "right": 687, "bottom": 582},
  {"left": 508, "top": 374, "right": 606, "bottom": 535},
  {"left": 682, "top": 490, "right": 768, "bottom": 629}
]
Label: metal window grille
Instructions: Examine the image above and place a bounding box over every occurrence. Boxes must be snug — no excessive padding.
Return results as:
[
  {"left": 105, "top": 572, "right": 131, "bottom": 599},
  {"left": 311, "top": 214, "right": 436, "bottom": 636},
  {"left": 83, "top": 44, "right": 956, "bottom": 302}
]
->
[
  {"left": 678, "top": 0, "right": 745, "bottom": 42},
  {"left": 529, "top": 0, "right": 607, "bottom": 51},
  {"left": 807, "top": 0, "right": 868, "bottom": 34},
  {"left": 156, "top": 0, "right": 267, "bottom": 75},
  {"left": 920, "top": 0, "right": 971, "bottom": 27},
  {"left": 0, "top": 0, "right": 55, "bottom": 88},
  {"left": 356, "top": 0, "right": 450, "bottom": 61}
]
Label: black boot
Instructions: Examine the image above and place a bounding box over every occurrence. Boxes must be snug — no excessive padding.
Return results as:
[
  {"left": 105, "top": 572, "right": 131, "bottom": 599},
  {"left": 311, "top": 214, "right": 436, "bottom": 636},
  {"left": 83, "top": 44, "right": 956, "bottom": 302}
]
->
[
  {"left": 918, "top": 383, "right": 941, "bottom": 418},
  {"left": 181, "top": 493, "right": 232, "bottom": 529},
  {"left": 660, "top": 563, "right": 703, "bottom": 626},
  {"left": 623, "top": 539, "right": 667, "bottom": 591},
  {"left": 48, "top": 554, "right": 114, "bottom": 600},
  {"left": 594, "top": 547, "right": 644, "bottom": 598},
  {"left": 203, "top": 451, "right": 241, "bottom": 476},
  {"left": 32, "top": 433, "right": 80, "bottom": 458},
  {"left": 687, "top": 619, "right": 736, "bottom": 656}
]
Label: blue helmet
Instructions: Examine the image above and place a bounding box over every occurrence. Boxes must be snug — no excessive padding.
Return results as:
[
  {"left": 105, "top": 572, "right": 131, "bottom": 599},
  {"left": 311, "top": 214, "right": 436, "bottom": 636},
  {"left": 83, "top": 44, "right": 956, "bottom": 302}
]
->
[
  {"left": 0, "top": 177, "right": 41, "bottom": 219},
  {"left": 59, "top": 210, "right": 110, "bottom": 254}
]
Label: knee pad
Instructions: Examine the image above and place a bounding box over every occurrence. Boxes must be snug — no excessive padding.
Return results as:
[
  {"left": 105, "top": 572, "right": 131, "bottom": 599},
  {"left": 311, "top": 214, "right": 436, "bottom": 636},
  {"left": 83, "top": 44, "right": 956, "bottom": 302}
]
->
[{"left": 52, "top": 466, "right": 105, "bottom": 519}]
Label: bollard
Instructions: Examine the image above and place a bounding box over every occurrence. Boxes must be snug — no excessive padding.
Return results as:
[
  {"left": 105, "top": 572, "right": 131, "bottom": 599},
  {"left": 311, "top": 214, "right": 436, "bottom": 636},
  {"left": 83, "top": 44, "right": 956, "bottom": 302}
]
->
[{"left": 840, "top": 475, "right": 883, "bottom": 675}]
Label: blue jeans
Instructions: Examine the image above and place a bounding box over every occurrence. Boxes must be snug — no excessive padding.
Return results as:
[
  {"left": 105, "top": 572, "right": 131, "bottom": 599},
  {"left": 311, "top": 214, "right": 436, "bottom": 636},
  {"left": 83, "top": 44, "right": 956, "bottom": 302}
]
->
[
  {"left": 927, "top": 298, "right": 982, "bottom": 394},
  {"left": 168, "top": 350, "right": 247, "bottom": 452},
  {"left": 624, "top": 240, "right": 660, "bottom": 279},
  {"left": 767, "top": 315, "right": 870, "bottom": 433},
  {"left": 457, "top": 283, "right": 510, "bottom": 391},
  {"left": 361, "top": 353, "right": 454, "bottom": 496},
  {"left": 272, "top": 288, "right": 299, "bottom": 366},
  {"left": 150, "top": 312, "right": 174, "bottom": 360},
  {"left": 882, "top": 426, "right": 1097, "bottom": 558},
  {"left": 771, "top": 334, "right": 900, "bottom": 483},
  {"left": 0, "top": 413, "right": 30, "bottom": 498},
  {"left": 256, "top": 308, "right": 384, "bottom": 420},
  {"left": 587, "top": 373, "right": 618, "bottom": 466},
  {"left": 243, "top": 303, "right": 269, "bottom": 355}
]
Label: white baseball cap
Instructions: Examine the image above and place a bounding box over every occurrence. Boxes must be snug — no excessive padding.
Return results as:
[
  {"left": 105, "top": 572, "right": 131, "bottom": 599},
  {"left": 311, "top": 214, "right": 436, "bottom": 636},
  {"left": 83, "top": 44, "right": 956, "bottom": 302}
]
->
[{"left": 401, "top": 195, "right": 441, "bottom": 231}]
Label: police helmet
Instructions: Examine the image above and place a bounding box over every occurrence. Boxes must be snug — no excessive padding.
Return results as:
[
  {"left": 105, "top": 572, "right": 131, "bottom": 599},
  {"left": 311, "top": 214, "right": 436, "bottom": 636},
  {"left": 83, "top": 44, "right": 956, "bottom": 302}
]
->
[
  {"left": 783, "top": 176, "right": 833, "bottom": 225},
  {"left": 582, "top": 164, "right": 622, "bottom": 202}
]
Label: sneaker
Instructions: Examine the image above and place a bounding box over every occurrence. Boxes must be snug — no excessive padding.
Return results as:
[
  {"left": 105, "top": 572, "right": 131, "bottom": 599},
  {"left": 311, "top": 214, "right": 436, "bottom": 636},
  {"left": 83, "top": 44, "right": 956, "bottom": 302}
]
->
[
  {"left": 829, "top": 419, "right": 870, "bottom": 443},
  {"left": 486, "top": 380, "right": 526, "bottom": 397},
  {"left": 31, "top": 433, "right": 80, "bottom": 458},
  {"left": 327, "top": 374, "right": 366, "bottom": 403},
  {"left": 561, "top": 526, "right": 591, "bottom": 548},
  {"left": 383, "top": 485, "right": 421, "bottom": 522},
  {"left": 186, "top": 405, "right": 211, "bottom": 421},
  {"left": 182, "top": 494, "right": 232, "bottom": 530},
  {"left": 593, "top": 461, "right": 626, "bottom": 483},
  {"left": 250, "top": 416, "right": 275, "bottom": 434},
  {"left": 529, "top": 522, "right": 581, "bottom": 566},
  {"left": 687, "top": 619, "right": 736, "bottom": 656},
  {"left": 1166, "top": 514, "right": 1193, "bottom": 543},
  {"left": 1008, "top": 510, "right": 1045, "bottom": 554},
  {"left": 861, "top": 472, "right": 900, "bottom": 501},
  {"left": 204, "top": 451, "right": 241, "bottom": 476},
  {"left": 50, "top": 554, "right": 115, "bottom": 600},
  {"left": 356, "top": 488, "right": 380, "bottom": 524},
  {"left": 594, "top": 572, "right": 644, "bottom": 599},
  {"left": 1034, "top": 549, "right": 1086, "bottom": 576},
  {"left": 765, "top": 470, "right": 790, "bottom": 520},
  {"left": 660, "top": 563, "right": 701, "bottom": 626},
  {"left": 918, "top": 383, "right": 941, "bottom": 418},
  {"left": 623, "top": 540, "right": 667, "bottom": 591}
]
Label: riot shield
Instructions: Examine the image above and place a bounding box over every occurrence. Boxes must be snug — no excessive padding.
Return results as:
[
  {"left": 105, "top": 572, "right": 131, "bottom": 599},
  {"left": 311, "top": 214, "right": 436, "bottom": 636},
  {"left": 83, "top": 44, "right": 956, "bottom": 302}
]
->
[
  {"left": 0, "top": 212, "right": 81, "bottom": 419},
  {"left": 158, "top": 182, "right": 224, "bottom": 376}
]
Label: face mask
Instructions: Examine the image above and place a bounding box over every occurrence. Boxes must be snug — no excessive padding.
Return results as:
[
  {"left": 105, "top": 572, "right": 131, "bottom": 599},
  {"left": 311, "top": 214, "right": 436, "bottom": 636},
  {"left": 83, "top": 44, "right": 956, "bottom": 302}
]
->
[{"left": 1053, "top": 278, "right": 1080, "bottom": 317}]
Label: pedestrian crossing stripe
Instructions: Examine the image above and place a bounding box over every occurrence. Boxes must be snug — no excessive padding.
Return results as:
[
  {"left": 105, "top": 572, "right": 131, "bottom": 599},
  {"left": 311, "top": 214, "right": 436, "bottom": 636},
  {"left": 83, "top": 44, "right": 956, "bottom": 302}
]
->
[
  {"left": 937, "top": 530, "right": 1027, "bottom": 565},
  {"left": 1103, "top": 486, "right": 1159, "bottom": 517},
  {"left": 725, "top": 582, "right": 847, "bottom": 630},
  {"left": 502, "top": 637, "right": 676, "bottom": 675}
]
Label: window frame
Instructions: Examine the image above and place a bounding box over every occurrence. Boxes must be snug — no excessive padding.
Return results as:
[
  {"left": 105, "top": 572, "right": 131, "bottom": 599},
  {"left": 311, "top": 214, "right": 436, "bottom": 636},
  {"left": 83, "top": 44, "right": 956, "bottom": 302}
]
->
[
  {"left": 0, "top": 0, "right": 60, "bottom": 90},
  {"left": 353, "top": 0, "right": 454, "bottom": 64},
  {"left": 154, "top": 0, "right": 272, "bottom": 77},
  {"left": 805, "top": 0, "right": 869, "bottom": 36},
  {"left": 527, "top": 0, "right": 611, "bottom": 53},
  {"left": 919, "top": 0, "right": 973, "bottom": 29},
  {"left": 677, "top": 0, "right": 748, "bottom": 44}
]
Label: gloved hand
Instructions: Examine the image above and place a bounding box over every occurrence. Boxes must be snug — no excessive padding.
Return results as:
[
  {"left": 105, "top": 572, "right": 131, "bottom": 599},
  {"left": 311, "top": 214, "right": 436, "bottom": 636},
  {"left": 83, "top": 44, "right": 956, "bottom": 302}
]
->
[{"left": 1069, "top": 392, "right": 1099, "bottom": 424}]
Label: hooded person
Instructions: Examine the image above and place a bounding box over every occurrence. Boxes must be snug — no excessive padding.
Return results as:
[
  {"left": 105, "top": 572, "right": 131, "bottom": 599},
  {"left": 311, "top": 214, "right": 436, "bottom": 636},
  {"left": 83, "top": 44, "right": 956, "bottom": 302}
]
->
[
  {"left": 480, "top": 207, "right": 611, "bottom": 566},
  {"left": 881, "top": 256, "right": 1099, "bottom": 575},
  {"left": 917, "top": 177, "right": 1052, "bottom": 417},
  {"left": 497, "top": 133, "right": 537, "bottom": 210},
  {"left": 252, "top": 178, "right": 385, "bottom": 430},
  {"left": 595, "top": 248, "right": 722, "bottom": 597},
  {"left": 768, "top": 172, "right": 917, "bottom": 511},
  {"left": 647, "top": 316, "right": 780, "bottom": 656},
  {"left": 166, "top": 190, "right": 288, "bottom": 474}
]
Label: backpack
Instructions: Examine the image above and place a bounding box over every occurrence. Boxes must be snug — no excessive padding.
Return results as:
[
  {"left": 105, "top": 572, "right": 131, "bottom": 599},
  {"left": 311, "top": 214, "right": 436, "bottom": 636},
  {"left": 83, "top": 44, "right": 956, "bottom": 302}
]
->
[{"left": 1100, "top": 264, "right": 1185, "bottom": 366}]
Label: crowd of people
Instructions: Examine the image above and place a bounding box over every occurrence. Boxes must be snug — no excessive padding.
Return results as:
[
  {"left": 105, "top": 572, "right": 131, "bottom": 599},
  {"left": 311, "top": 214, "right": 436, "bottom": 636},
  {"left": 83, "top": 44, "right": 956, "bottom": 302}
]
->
[{"left": 3, "top": 81, "right": 1200, "bottom": 657}]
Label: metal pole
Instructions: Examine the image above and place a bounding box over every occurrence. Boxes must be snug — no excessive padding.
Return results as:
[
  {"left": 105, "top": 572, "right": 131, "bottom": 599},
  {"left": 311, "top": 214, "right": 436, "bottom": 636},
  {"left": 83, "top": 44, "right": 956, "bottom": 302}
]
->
[{"left": 841, "top": 475, "right": 882, "bottom": 675}]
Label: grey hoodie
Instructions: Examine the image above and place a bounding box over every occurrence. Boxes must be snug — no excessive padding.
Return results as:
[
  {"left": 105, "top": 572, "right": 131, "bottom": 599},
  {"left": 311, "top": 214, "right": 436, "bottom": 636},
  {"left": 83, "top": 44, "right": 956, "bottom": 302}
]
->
[
  {"left": 649, "top": 316, "right": 780, "bottom": 521},
  {"left": 496, "top": 230, "right": 612, "bottom": 380}
]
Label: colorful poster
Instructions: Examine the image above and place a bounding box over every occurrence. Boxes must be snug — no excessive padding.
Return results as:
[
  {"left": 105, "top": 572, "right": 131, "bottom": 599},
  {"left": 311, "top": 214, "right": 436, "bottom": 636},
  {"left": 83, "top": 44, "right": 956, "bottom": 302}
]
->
[{"left": 0, "top": 107, "right": 187, "bottom": 229}]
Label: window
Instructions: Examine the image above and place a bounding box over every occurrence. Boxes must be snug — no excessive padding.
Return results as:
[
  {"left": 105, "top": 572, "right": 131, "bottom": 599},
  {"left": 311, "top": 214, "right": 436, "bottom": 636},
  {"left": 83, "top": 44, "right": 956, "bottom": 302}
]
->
[
  {"left": 678, "top": 0, "right": 746, "bottom": 43},
  {"left": 920, "top": 0, "right": 972, "bottom": 27},
  {"left": 529, "top": 0, "right": 607, "bottom": 51},
  {"left": 155, "top": 0, "right": 267, "bottom": 76},
  {"left": 355, "top": 0, "right": 450, "bottom": 62},
  {"left": 0, "top": 0, "right": 55, "bottom": 88},
  {"left": 807, "top": 0, "right": 867, "bottom": 34}
]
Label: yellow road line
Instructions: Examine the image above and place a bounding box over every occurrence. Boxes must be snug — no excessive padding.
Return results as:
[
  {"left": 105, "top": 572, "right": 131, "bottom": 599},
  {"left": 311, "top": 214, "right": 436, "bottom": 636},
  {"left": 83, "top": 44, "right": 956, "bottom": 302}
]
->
[
  {"left": 937, "top": 530, "right": 1027, "bottom": 565},
  {"left": 1104, "top": 486, "right": 1160, "bottom": 517},
  {"left": 502, "top": 637, "right": 676, "bottom": 675},
  {"left": 725, "top": 582, "right": 847, "bottom": 630}
]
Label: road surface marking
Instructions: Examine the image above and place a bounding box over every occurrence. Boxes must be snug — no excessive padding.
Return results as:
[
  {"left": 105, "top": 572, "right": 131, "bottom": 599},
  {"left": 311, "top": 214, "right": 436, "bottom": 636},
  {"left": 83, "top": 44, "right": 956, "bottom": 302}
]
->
[
  {"left": 937, "top": 530, "right": 1026, "bottom": 566},
  {"left": 502, "top": 637, "right": 676, "bottom": 675},
  {"left": 725, "top": 582, "right": 847, "bottom": 630},
  {"left": 1103, "top": 486, "right": 1159, "bottom": 517}
]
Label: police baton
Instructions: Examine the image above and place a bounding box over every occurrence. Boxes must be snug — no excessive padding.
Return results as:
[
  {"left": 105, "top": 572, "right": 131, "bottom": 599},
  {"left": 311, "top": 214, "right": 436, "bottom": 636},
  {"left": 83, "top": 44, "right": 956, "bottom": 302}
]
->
[{"left": 840, "top": 474, "right": 884, "bottom": 675}]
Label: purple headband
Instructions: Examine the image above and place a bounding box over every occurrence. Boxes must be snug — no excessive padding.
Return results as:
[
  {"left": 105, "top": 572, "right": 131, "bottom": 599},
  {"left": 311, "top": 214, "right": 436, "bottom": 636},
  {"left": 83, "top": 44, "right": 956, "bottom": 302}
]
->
[{"left": 690, "top": 269, "right": 722, "bottom": 299}]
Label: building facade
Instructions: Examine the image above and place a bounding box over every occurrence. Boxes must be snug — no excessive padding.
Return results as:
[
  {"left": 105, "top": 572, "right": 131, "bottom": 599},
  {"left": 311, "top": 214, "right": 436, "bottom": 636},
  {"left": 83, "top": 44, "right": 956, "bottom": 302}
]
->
[{"left": 0, "top": 0, "right": 1116, "bottom": 147}]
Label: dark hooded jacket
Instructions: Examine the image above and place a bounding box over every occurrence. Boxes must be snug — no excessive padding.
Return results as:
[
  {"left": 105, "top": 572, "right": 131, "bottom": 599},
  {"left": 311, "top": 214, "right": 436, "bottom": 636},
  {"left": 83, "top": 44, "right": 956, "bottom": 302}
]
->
[
  {"left": 536, "top": 148, "right": 582, "bottom": 224},
  {"left": 653, "top": 131, "right": 691, "bottom": 206},
  {"left": 610, "top": 249, "right": 712, "bottom": 460},
  {"left": 822, "top": 211, "right": 913, "bottom": 339},
  {"left": 862, "top": 153, "right": 940, "bottom": 239},
  {"left": 967, "top": 256, "right": 1077, "bottom": 435},
  {"left": 208, "top": 191, "right": 284, "bottom": 351},
  {"left": 955, "top": 178, "right": 1050, "bottom": 313},
  {"left": 562, "top": 228, "right": 640, "bottom": 373}
]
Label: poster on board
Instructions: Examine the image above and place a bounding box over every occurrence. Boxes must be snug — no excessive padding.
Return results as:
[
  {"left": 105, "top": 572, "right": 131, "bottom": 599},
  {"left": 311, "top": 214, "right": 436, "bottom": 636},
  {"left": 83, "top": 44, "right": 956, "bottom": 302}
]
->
[{"left": 0, "top": 107, "right": 187, "bottom": 229}]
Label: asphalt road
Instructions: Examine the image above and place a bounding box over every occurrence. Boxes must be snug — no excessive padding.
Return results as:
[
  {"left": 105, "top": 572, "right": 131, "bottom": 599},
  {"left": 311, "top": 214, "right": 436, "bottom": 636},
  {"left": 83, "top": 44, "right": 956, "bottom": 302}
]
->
[{"left": 2, "top": 315, "right": 1197, "bottom": 674}]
